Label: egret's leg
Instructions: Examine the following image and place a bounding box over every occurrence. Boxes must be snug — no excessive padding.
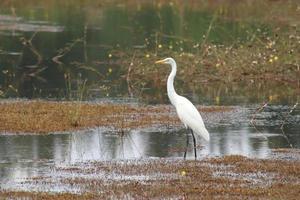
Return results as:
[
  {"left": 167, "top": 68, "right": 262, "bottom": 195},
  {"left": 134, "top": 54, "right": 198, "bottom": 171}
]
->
[
  {"left": 190, "top": 129, "right": 197, "bottom": 160},
  {"left": 183, "top": 129, "right": 189, "bottom": 160}
]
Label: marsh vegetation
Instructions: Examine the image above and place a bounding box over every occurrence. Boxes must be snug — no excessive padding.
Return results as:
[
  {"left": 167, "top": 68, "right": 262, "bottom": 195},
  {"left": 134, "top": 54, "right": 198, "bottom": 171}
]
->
[
  {"left": 0, "top": 0, "right": 299, "bottom": 103},
  {"left": 0, "top": 0, "right": 299, "bottom": 199}
]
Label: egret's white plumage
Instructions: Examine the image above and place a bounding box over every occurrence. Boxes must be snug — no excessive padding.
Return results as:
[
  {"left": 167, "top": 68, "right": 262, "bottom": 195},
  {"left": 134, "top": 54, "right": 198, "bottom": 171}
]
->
[
  {"left": 155, "top": 57, "right": 210, "bottom": 159},
  {"left": 175, "top": 96, "right": 210, "bottom": 141}
]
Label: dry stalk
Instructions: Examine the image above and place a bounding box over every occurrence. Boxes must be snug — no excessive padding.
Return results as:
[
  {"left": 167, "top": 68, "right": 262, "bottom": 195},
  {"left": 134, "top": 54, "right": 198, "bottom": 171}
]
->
[
  {"left": 52, "top": 38, "right": 82, "bottom": 66},
  {"left": 250, "top": 101, "right": 269, "bottom": 139},
  {"left": 19, "top": 32, "right": 48, "bottom": 82},
  {"left": 20, "top": 31, "right": 42, "bottom": 66},
  {"left": 280, "top": 102, "right": 298, "bottom": 148},
  {"left": 280, "top": 102, "right": 298, "bottom": 130},
  {"left": 126, "top": 51, "right": 136, "bottom": 97}
]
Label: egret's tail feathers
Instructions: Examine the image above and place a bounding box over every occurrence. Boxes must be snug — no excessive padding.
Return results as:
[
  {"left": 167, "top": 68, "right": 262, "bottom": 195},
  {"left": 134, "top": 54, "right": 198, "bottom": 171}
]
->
[
  {"left": 196, "top": 128, "right": 210, "bottom": 142},
  {"left": 203, "top": 129, "right": 210, "bottom": 141}
]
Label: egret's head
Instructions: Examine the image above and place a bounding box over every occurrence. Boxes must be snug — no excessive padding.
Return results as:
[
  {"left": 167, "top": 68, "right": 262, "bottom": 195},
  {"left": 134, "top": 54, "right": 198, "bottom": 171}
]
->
[{"left": 155, "top": 57, "right": 175, "bottom": 65}]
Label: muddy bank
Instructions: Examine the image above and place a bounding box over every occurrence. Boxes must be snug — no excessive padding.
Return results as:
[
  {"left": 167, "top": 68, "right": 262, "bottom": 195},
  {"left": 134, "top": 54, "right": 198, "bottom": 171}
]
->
[
  {"left": 1, "top": 150, "right": 300, "bottom": 199},
  {"left": 0, "top": 191, "right": 88, "bottom": 200},
  {"left": 0, "top": 100, "right": 236, "bottom": 134}
]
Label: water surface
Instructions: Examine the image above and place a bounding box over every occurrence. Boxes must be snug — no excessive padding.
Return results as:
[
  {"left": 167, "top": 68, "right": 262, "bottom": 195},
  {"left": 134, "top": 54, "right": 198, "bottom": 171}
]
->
[{"left": 0, "top": 104, "right": 299, "bottom": 192}]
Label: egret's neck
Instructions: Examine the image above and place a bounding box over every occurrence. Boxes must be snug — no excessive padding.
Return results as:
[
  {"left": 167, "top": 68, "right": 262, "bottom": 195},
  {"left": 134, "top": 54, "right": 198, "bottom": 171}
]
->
[{"left": 167, "top": 61, "right": 179, "bottom": 106}]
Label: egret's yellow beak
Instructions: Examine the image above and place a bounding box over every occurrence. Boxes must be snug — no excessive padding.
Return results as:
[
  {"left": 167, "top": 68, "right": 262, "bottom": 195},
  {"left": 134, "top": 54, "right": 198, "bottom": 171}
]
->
[{"left": 155, "top": 59, "right": 166, "bottom": 64}]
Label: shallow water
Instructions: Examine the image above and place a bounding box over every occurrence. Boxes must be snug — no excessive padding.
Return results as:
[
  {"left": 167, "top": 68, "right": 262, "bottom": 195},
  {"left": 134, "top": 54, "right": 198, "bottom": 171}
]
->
[
  {"left": 0, "top": 0, "right": 299, "bottom": 194},
  {"left": 0, "top": 104, "right": 299, "bottom": 192}
]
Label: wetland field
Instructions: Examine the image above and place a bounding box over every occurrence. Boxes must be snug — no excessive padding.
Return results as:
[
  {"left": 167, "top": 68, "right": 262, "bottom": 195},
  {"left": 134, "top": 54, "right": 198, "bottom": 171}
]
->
[{"left": 0, "top": 0, "right": 300, "bottom": 199}]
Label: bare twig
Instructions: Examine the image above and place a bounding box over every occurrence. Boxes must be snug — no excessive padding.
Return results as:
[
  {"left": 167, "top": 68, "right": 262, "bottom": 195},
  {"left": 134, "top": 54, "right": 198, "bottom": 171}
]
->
[
  {"left": 83, "top": 24, "right": 88, "bottom": 62},
  {"left": 280, "top": 102, "right": 298, "bottom": 148},
  {"left": 280, "top": 102, "right": 298, "bottom": 130},
  {"left": 52, "top": 38, "right": 82, "bottom": 65},
  {"left": 20, "top": 31, "right": 43, "bottom": 66},
  {"left": 250, "top": 101, "right": 269, "bottom": 126},
  {"left": 126, "top": 51, "right": 136, "bottom": 97},
  {"left": 19, "top": 32, "right": 48, "bottom": 83},
  {"left": 200, "top": 12, "right": 218, "bottom": 56},
  {"left": 250, "top": 101, "right": 270, "bottom": 140}
]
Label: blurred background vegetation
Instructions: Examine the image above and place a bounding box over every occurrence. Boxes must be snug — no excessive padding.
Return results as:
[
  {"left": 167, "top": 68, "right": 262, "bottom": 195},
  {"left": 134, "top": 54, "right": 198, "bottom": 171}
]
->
[{"left": 0, "top": 0, "right": 299, "bottom": 105}]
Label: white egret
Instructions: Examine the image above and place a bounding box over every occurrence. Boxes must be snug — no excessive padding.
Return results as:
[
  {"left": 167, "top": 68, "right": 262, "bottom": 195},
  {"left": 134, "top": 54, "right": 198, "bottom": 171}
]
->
[{"left": 155, "top": 57, "right": 210, "bottom": 159}]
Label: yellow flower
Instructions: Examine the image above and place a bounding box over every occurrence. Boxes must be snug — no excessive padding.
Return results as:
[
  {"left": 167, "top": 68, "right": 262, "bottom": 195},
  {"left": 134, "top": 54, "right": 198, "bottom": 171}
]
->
[
  {"left": 269, "top": 95, "right": 273, "bottom": 101},
  {"left": 145, "top": 54, "right": 150, "bottom": 58},
  {"left": 266, "top": 41, "right": 275, "bottom": 49},
  {"left": 108, "top": 68, "right": 112, "bottom": 73},
  {"left": 108, "top": 54, "right": 112, "bottom": 58},
  {"left": 158, "top": 44, "right": 162, "bottom": 48},
  {"left": 269, "top": 58, "right": 273, "bottom": 63},
  {"left": 274, "top": 56, "right": 278, "bottom": 61},
  {"left": 180, "top": 170, "right": 186, "bottom": 176}
]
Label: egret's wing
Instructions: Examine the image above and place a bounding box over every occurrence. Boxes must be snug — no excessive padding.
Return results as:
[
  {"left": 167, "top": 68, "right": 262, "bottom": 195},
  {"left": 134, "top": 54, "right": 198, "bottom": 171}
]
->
[
  {"left": 176, "top": 96, "right": 204, "bottom": 126},
  {"left": 176, "top": 96, "right": 210, "bottom": 141}
]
